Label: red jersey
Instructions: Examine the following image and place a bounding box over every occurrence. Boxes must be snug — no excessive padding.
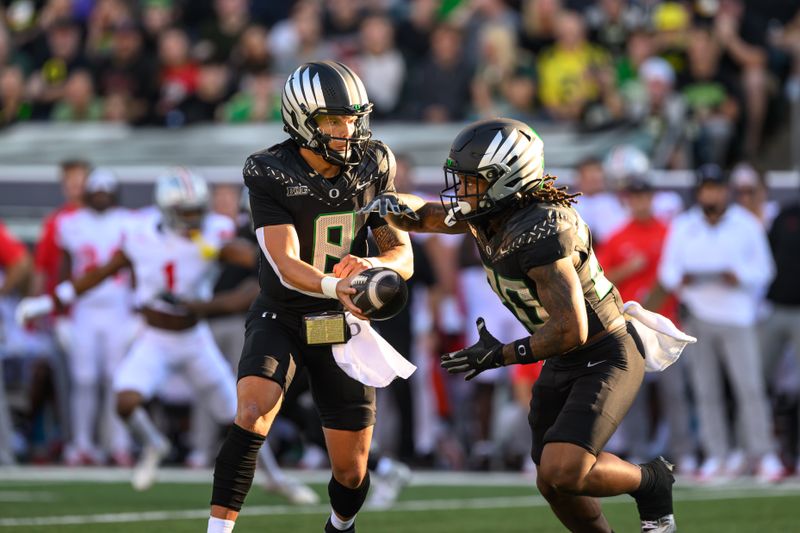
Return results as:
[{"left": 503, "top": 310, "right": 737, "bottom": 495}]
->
[
  {"left": 0, "top": 221, "right": 27, "bottom": 268},
  {"left": 597, "top": 217, "right": 677, "bottom": 321}
]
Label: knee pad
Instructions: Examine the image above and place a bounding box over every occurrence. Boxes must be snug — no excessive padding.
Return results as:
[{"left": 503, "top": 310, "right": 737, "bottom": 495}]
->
[
  {"left": 210, "top": 424, "right": 265, "bottom": 511},
  {"left": 328, "top": 471, "right": 370, "bottom": 518}
]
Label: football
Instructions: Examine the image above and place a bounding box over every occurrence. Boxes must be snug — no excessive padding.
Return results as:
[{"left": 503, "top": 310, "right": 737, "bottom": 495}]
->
[{"left": 349, "top": 267, "right": 408, "bottom": 321}]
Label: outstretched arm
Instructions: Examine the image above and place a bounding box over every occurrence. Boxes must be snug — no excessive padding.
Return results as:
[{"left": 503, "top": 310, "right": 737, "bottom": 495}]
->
[
  {"left": 361, "top": 193, "right": 468, "bottom": 234},
  {"left": 66, "top": 250, "right": 132, "bottom": 303}
]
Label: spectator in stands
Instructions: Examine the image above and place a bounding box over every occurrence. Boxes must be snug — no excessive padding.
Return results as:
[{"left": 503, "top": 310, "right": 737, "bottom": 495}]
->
[
  {"left": 220, "top": 69, "right": 277, "bottom": 123},
  {"left": 625, "top": 57, "right": 688, "bottom": 169},
  {"left": 536, "top": 10, "right": 615, "bottom": 122},
  {"left": 519, "top": 0, "right": 562, "bottom": 54},
  {"left": 572, "top": 156, "right": 627, "bottom": 245},
  {"left": 471, "top": 23, "right": 536, "bottom": 119},
  {"left": 656, "top": 164, "right": 784, "bottom": 483},
  {"left": 584, "top": 0, "right": 647, "bottom": 60},
  {"left": 323, "top": 0, "right": 362, "bottom": 57},
  {"left": 499, "top": 69, "right": 539, "bottom": 123},
  {"left": 92, "top": 19, "right": 156, "bottom": 124},
  {"left": 27, "top": 17, "right": 87, "bottom": 119},
  {"left": 197, "top": 0, "right": 251, "bottom": 63},
  {"left": 406, "top": 24, "right": 473, "bottom": 122},
  {"left": 155, "top": 27, "right": 199, "bottom": 125},
  {"left": 714, "top": 0, "right": 771, "bottom": 157},
  {"left": 394, "top": 0, "right": 438, "bottom": 64},
  {"left": 0, "top": 220, "right": 33, "bottom": 465},
  {"left": 616, "top": 30, "right": 654, "bottom": 88},
  {"left": 230, "top": 25, "right": 272, "bottom": 78},
  {"left": 760, "top": 187, "right": 800, "bottom": 476},
  {"left": 730, "top": 162, "right": 778, "bottom": 229},
  {"left": 0, "top": 65, "right": 33, "bottom": 126},
  {"left": 355, "top": 14, "right": 405, "bottom": 119},
  {"left": 0, "top": 20, "right": 32, "bottom": 75},
  {"left": 268, "top": 0, "right": 333, "bottom": 75},
  {"left": 456, "top": 0, "right": 520, "bottom": 67},
  {"left": 84, "top": 0, "right": 134, "bottom": 59},
  {"left": 141, "top": 0, "right": 178, "bottom": 54},
  {"left": 680, "top": 26, "right": 740, "bottom": 167},
  {"left": 174, "top": 61, "right": 231, "bottom": 125},
  {"left": 51, "top": 69, "right": 104, "bottom": 121},
  {"left": 598, "top": 176, "right": 696, "bottom": 473}
]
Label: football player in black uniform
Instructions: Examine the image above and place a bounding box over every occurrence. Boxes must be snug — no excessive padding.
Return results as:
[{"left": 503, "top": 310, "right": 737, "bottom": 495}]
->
[
  {"left": 207, "top": 61, "right": 413, "bottom": 533},
  {"left": 360, "top": 118, "right": 676, "bottom": 533}
]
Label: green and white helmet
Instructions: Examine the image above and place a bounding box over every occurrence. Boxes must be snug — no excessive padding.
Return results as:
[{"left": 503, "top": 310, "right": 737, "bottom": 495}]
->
[{"left": 440, "top": 118, "right": 545, "bottom": 224}]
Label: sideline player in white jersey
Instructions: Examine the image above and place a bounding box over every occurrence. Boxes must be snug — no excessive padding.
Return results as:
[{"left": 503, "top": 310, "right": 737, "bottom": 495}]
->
[
  {"left": 18, "top": 168, "right": 259, "bottom": 490},
  {"left": 55, "top": 168, "right": 135, "bottom": 466}
]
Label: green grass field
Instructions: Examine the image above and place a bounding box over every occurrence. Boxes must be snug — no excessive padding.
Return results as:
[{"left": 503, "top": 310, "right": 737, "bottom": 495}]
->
[{"left": 1, "top": 468, "right": 798, "bottom": 532}]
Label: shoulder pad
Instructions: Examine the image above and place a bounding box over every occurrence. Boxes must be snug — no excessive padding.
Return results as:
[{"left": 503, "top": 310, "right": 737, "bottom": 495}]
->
[{"left": 496, "top": 204, "right": 578, "bottom": 260}]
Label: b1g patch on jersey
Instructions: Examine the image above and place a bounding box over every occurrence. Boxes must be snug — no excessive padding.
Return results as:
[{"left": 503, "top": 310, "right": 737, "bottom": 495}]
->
[{"left": 286, "top": 185, "right": 310, "bottom": 197}]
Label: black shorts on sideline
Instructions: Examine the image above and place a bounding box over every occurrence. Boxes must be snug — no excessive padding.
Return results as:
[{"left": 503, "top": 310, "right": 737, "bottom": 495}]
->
[
  {"left": 528, "top": 322, "right": 645, "bottom": 464},
  {"left": 237, "top": 308, "right": 376, "bottom": 431}
]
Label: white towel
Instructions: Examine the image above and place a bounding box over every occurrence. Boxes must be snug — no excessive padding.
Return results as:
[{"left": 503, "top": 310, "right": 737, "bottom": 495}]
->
[
  {"left": 332, "top": 314, "right": 417, "bottom": 387},
  {"left": 623, "top": 301, "right": 697, "bottom": 373}
]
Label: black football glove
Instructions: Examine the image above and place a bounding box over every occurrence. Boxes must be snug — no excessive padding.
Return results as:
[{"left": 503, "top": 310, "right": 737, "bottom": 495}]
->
[
  {"left": 440, "top": 317, "right": 504, "bottom": 381},
  {"left": 358, "top": 194, "right": 420, "bottom": 220}
]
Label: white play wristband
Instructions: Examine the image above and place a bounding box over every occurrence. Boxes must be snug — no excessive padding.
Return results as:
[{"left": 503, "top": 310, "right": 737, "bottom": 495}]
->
[
  {"left": 320, "top": 276, "right": 342, "bottom": 299},
  {"left": 54, "top": 281, "right": 77, "bottom": 305}
]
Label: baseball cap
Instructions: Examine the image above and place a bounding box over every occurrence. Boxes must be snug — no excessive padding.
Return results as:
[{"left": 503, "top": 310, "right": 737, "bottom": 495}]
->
[
  {"left": 85, "top": 168, "right": 119, "bottom": 194},
  {"left": 695, "top": 163, "right": 727, "bottom": 187},
  {"left": 624, "top": 176, "right": 654, "bottom": 193},
  {"left": 730, "top": 163, "right": 760, "bottom": 189}
]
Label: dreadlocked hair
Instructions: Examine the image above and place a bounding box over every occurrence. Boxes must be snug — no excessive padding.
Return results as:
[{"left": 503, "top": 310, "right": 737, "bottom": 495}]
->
[{"left": 518, "top": 174, "right": 581, "bottom": 208}]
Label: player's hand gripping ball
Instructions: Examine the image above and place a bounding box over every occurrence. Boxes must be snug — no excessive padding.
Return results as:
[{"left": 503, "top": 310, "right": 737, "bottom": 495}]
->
[{"left": 349, "top": 267, "right": 408, "bottom": 321}]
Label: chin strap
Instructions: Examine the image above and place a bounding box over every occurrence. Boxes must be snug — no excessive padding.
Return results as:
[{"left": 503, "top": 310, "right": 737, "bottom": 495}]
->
[{"left": 444, "top": 201, "right": 472, "bottom": 227}]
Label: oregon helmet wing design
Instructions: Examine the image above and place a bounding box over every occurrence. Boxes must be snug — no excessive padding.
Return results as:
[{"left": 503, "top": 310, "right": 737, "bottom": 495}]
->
[
  {"left": 440, "top": 118, "right": 545, "bottom": 224},
  {"left": 281, "top": 61, "right": 373, "bottom": 166},
  {"left": 155, "top": 167, "right": 209, "bottom": 232}
]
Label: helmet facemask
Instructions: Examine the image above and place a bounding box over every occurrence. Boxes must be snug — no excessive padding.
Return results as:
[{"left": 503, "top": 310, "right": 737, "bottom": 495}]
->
[
  {"left": 441, "top": 161, "right": 523, "bottom": 225},
  {"left": 303, "top": 104, "right": 372, "bottom": 166}
]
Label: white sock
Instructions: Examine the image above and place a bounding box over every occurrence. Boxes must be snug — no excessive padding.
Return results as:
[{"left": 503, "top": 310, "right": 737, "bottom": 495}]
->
[
  {"left": 72, "top": 384, "right": 98, "bottom": 451},
  {"left": 330, "top": 510, "right": 355, "bottom": 530},
  {"left": 375, "top": 457, "right": 394, "bottom": 477},
  {"left": 127, "top": 407, "right": 166, "bottom": 448},
  {"left": 207, "top": 516, "right": 235, "bottom": 533}
]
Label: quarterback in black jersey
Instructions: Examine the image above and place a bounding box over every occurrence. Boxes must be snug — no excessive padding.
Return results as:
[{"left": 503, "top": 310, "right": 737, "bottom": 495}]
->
[
  {"left": 362, "top": 118, "right": 676, "bottom": 533},
  {"left": 208, "top": 62, "right": 413, "bottom": 533}
]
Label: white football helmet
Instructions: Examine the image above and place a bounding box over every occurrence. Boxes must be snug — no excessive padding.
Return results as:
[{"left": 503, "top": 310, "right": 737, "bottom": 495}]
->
[{"left": 154, "top": 167, "right": 209, "bottom": 231}]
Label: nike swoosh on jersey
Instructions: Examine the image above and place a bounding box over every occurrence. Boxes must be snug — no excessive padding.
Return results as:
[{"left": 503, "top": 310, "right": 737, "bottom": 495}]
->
[{"left": 586, "top": 360, "right": 607, "bottom": 368}]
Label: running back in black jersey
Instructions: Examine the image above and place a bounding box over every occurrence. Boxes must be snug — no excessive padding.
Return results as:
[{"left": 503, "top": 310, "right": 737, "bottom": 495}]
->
[
  {"left": 244, "top": 138, "right": 395, "bottom": 320},
  {"left": 470, "top": 201, "right": 623, "bottom": 346}
]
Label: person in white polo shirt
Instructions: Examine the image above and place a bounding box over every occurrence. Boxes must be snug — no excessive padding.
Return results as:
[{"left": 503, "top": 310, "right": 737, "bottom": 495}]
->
[{"left": 657, "top": 163, "right": 784, "bottom": 483}]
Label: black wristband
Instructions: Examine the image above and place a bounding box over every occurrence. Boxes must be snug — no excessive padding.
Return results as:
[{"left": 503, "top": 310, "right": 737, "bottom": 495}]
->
[{"left": 512, "top": 337, "right": 537, "bottom": 365}]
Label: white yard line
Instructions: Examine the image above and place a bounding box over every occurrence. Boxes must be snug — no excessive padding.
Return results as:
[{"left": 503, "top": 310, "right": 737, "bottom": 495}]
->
[
  {"left": 2, "top": 467, "right": 800, "bottom": 489},
  {"left": 1, "top": 488, "right": 800, "bottom": 527}
]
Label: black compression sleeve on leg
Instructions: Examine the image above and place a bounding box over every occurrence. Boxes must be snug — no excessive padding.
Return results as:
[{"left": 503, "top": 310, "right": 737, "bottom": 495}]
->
[
  {"left": 210, "top": 424, "right": 265, "bottom": 511},
  {"left": 328, "top": 472, "right": 371, "bottom": 518}
]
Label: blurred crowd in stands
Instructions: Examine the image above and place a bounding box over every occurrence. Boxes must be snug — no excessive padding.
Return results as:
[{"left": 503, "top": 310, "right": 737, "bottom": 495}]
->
[{"left": 2, "top": 0, "right": 800, "bottom": 166}]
